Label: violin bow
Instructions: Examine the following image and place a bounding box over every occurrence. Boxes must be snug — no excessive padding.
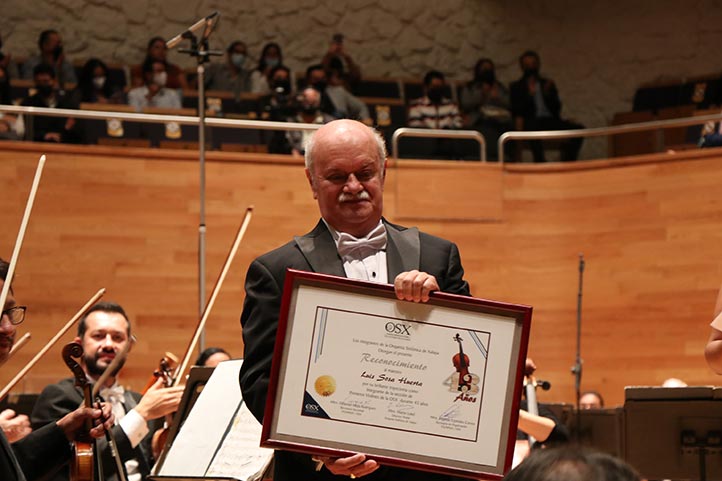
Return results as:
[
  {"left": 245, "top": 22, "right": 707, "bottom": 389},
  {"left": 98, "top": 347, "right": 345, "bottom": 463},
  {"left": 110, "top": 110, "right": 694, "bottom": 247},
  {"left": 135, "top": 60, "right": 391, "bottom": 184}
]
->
[
  {"left": 7, "top": 332, "right": 31, "bottom": 360},
  {"left": 0, "top": 154, "right": 46, "bottom": 363}
]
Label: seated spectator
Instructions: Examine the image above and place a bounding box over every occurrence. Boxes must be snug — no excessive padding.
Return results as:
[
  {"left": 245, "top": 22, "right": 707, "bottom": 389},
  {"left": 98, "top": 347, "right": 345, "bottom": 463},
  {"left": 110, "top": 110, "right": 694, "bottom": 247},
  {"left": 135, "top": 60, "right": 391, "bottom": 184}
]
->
[
  {"left": 131, "top": 36, "right": 188, "bottom": 89},
  {"left": 128, "top": 58, "right": 181, "bottom": 111},
  {"left": 0, "top": 64, "right": 22, "bottom": 140},
  {"left": 505, "top": 446, "right": 640, "bottom": 481},
  {"left": 510, "top": 50, "right": 584, "bottom": 162},
  {"left": 460, "top": 58, "right": 512, "bottom": 160},
  {"left": 407, "top": 70, "right": 462, "bottom": 129},
  {"left": 205, "top": 40, "right": 252, "bottom": 97},
  {"left": 306, "top": 64, "right": 370, "bottom": 124},
  {"left": 320, "top": 33, "right": 361, "bottom": 90},
  {"left": 22, "top": 29, "right": 77, "bottom": 87},
  {"left": 21, "top": 63, "right": 80, "bottom": 143},
  {"left": 195, "top": 347, "right": 231, "bottom": 368},
  {"left": 250, "top": 42, "right": 293, "bottom": 95},
  {"left": 268, "top": 87, "right": 334, "bottom": 156},
  {"left": 579, "top": 390, "right": 604, "bottom": 409},
  {"left": 698, "top": 117, "right": 722, "bottom": 148},
  {"left": 73, "top": 58, "right": 125, "bottom": 104},
  {"left": 258, "top": 65, "right": 295, "bottom": 122},
  {"left": 0, "top": 32, "right": 20, "bottom": 80}
]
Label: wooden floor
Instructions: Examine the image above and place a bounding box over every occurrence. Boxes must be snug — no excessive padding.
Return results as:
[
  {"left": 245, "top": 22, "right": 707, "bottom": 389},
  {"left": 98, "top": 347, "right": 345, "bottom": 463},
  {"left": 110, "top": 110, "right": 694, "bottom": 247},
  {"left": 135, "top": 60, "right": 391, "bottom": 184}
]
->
[{"left": 0, "top": 141, "right": 720, "bottom": 407}]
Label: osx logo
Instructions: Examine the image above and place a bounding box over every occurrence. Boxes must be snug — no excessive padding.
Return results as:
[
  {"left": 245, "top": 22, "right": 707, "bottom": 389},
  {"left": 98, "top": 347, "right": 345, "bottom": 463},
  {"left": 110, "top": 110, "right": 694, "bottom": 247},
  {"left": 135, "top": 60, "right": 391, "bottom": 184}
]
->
[
  {"left": 385, "top": 322, "right": 411, "bottom": 336},
  {"left": 305, "top": 403, "right": 320, "bottom": 413}
]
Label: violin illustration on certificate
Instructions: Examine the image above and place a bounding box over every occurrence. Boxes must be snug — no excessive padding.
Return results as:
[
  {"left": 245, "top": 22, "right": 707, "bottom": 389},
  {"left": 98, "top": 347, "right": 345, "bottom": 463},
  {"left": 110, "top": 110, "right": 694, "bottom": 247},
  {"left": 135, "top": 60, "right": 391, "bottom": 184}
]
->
[{"left": 450, "top": 333, "right": 480, "bottom": 395}]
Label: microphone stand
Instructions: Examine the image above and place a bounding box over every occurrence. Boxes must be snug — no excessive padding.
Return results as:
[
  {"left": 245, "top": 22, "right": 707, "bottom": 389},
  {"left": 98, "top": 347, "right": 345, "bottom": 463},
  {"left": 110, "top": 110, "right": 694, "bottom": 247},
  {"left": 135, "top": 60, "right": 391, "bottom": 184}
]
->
[
  {"left": 571, "top": 253, "right": 585, "bottom": 442},
  {"left": 169, "top": 16, "right": 222, "bottom": 353}
]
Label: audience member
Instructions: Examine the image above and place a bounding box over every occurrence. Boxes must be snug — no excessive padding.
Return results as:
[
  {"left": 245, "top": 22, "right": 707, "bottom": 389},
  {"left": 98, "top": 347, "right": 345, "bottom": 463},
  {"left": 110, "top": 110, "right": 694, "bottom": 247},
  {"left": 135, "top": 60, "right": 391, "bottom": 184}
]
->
[
  {"left": 250, "top": 42, "right": 291, "bottom": 95},
  {"left": 205, "top": 40, "right": 252, "bottom": 97},
  {"left": 194, "top": 347, "right": 231, "bottom": 367},
  {"left": 21, "top": 63, "right": 80, "bottom": 143},
  {"left": 320, "top": 33, "right": 361, "bottom": 89},
  {"left": 21, "top": 29, "right": 77, "bottom": 87},
  {"left": 258, "top": 65, "right": 295, "bottom": 122},
  {"left": 460, "top": 58, "right": 512, "bottom": 160},
  {"left": 408, "top": 70, "right": 462, "bottom": 129},
  {"left": 504, "top": 446, "right": 641, "bottom": 481},
  {"left": 268, "top": 87, "right": 334, "bottom": 156},
  {"left": 128, "top": 58, "right": 181, "bottom": 112},
  {"left": 131, "top": 36, "right": 187, "bottom": 90},
  {"left": 698, "top": 117, "right": 722, "bottom": 148},
  {"left": 306, "top": 64, "right": 370, "bottom": 124},
  {"left": 0, "top": 64, "right": 22, "bottom": 140},
  {"left": 73, "top": 58, "right": 125, "bottom": 105},
  {"left": 0, "top": 33, "right": 20, "bottom": 80},
  {"left": 579, "top": 390, "right": 604, "bottom": 409},
  {"left": 510, "top": 50, "right": 583, "bottom": 162},
  {"left": 704, "top": 285, "right": 722, "bottom": 374}
]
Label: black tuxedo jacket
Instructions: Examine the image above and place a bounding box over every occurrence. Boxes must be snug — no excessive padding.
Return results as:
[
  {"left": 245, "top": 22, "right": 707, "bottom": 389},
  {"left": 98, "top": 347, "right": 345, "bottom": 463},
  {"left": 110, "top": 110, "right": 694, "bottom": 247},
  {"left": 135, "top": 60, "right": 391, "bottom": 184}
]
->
[
  {"left": 31, "top": 377, "right": 158, "bottom": 481},
  {"left": 0, "top": 423, "right": 70, "bottom": 481},
  {"left": 239, "top": 219, "right": 470, "bottom": 481}
]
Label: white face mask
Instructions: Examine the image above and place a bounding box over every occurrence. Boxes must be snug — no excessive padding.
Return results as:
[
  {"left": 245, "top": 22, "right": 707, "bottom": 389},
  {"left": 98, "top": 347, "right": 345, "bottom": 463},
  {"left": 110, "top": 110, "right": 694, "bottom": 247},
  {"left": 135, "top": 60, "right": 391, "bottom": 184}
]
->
[
  {"left": 92, "top": 76, "right": 106, "bottom": 90},
  {"left": 153, "top": 71, "right": 167, "bottom": 87}
]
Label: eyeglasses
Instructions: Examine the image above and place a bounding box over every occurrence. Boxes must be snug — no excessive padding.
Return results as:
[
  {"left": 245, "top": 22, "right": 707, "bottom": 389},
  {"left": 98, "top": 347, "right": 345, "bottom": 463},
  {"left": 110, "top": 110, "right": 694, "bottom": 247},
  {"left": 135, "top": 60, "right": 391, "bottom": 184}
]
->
[{"left": 1, "top": 306, "right": 26, "bottom": 325}]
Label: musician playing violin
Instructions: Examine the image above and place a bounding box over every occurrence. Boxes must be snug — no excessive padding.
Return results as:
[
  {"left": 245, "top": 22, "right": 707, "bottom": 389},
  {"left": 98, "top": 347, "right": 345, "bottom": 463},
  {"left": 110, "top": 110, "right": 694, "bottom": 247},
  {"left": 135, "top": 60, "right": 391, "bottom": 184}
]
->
[
  {"left": 0, "top": 258, "right": 114, "bottom": 481},
  {"left": 31, "top": 301, "right": 183, "bottom": 481}
]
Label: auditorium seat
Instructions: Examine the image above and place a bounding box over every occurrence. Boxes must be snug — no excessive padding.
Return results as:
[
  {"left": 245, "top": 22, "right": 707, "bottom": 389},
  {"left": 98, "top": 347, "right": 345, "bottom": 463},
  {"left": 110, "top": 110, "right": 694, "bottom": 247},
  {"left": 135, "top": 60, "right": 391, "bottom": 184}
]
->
[
  {"left": 79, "top": 102, "right": 143, "bottom": 145},
  {"left": 182, "top": 89, "right": 262, "bottom": 116},
  {"left": 609, "top": 110, "right": 657, "bottom": 157},
  {"left": 351, "top": 77, "right": 402, "bottom": 99},
  {"left": 142, "top": 106, "right": 197, "bottom": 147},
  {"left": 657, "top": 104, "right": 696, "bottom": 150}
]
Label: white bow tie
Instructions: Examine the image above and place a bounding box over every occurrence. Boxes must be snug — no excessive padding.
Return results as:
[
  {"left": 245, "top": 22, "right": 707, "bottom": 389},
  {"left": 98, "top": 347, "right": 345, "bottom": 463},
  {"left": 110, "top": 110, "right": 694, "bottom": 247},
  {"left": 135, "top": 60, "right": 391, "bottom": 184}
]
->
[
  {"left": 100, "top": 385, "right": 125, "bottom": 405},
  {"left": 337, "top": 224, "right": 387, "bottom": 259}
]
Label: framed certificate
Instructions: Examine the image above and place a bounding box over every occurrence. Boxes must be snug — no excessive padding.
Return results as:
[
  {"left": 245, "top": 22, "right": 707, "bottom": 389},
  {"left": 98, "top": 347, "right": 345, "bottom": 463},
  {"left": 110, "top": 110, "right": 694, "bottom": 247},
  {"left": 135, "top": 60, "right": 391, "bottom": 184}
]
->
[{"left": 261, "top": 269, "right": 532, "bottom": 480}]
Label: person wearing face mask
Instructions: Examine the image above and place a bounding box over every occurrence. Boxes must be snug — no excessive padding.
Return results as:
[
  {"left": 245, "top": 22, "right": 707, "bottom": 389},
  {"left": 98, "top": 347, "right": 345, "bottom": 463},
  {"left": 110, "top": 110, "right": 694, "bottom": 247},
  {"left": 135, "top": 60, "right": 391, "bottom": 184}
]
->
[
  {"left": 130, "top": 37, "right": 187, "bottom": 90},
  {"left": 259, "top": 65, "right": 296, "bottom": 122},
  {"left": 21, "top": 29, "right": 76, "bottom": 87},
  {"left": 509, "top": 50, "right": 584, "bottom": 162},
  {"left": 127, "top": 58, "right": 181, "bottom": 112},
  {"left": 250, "top": 42, "right": 296, "bottom": 95},
  {"left": 269, "top": 87, "right": 335, "bottom": 156},
  {"left": 74, "top": 58, "right": 125, "bottom": 105},
  {"left": 205, "top": 40, "right": 252, "bottom": 98},
  {"left": 305, "top": 64, "right": 371, "bottom": 125},
  {"left": 460, "top": 58, "right": 512, "bottom": 161},
  {"left": 408, "top": 70, "right": 462, "bottom": 130},
  {"left": 20, "top": 63, "right": 80, "bottom": 143}
]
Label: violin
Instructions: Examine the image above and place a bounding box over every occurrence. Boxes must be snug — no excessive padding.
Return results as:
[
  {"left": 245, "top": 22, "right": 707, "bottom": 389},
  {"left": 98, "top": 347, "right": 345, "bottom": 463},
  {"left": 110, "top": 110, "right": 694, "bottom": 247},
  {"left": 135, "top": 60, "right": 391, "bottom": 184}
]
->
[
  {"left": 62, "top": 342, "right": 95, "bottom": 481},
  {"left": 451, "top": 333, "right": 480, "bottom": 394},
  {"left": 147, "top": 354, "right": 177, "bottom": 460}
]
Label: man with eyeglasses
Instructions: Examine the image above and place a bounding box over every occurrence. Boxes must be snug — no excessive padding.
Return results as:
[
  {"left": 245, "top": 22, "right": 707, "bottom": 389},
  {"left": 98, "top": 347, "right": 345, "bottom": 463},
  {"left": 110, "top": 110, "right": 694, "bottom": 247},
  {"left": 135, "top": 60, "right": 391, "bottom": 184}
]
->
[{"left": 0, "top": 257, "right": 114, "bottom": 481}]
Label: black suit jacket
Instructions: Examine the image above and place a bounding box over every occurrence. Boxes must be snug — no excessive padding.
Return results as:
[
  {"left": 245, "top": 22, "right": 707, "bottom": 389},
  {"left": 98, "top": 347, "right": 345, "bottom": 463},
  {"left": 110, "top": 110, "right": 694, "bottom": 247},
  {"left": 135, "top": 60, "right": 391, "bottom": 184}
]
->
[
  {"left": 0, "top": 423, "right": 70, "bottom": 481},
  {"left": 239, "top": 219, "right": 470, "bottom": 481},
  {"left": 31, "top": 378, "right": 158, "bottom": 481},
  {"left": 509, "top": 75, "right": 562, "bottom": 122}
]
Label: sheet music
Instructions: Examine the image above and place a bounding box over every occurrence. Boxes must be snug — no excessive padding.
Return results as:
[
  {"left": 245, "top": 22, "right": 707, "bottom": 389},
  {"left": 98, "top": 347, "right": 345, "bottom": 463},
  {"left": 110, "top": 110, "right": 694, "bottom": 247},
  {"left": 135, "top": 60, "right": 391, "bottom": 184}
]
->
[
  {"left": 206, "top": 402, "right": 273, "bottom": 480},
  {"left": 158, "top": 360, "right": 272, "bottom": 480}
]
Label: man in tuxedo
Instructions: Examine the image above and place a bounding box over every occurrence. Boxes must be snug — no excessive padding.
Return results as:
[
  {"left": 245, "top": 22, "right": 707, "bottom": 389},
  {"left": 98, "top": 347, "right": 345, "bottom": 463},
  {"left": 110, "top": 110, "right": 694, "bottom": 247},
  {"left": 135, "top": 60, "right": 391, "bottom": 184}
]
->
[
  {"left": 0, "top": 258, "right": 113, "bottom": 481},
  {"left": 31, "top": 301, "right": 184, "bottom": 481},
  {"left": 239, "top": 119, "right": 470, "bottom": 481}
]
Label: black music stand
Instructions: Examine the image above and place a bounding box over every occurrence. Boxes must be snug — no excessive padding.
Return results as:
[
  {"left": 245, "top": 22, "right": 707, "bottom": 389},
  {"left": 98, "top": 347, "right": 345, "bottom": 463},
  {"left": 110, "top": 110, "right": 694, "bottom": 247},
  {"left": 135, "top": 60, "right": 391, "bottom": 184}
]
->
[
  {"left": 570, "top": 407, "right": 625, "bottom": 458},
  {"left": 624, "top": 386, "right": 722, "bottom": 481}
]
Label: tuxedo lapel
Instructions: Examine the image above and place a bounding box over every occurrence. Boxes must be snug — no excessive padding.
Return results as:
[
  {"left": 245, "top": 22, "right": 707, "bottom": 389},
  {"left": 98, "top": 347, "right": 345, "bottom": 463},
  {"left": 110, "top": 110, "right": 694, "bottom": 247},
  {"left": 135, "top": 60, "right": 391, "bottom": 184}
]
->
[
  {"left": 385, "top": 221, "right": 420, "bottom": 279},
  {"left": 294, "top": 220, "right": 346, "bottom": 277}
]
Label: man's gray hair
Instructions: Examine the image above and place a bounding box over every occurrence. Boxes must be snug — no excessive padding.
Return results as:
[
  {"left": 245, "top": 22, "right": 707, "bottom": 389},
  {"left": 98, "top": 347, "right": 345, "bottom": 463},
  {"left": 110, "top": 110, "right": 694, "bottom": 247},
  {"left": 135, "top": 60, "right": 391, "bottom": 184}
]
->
[{"left": 304, "top": 125, "right": 387, "bottom": 174}]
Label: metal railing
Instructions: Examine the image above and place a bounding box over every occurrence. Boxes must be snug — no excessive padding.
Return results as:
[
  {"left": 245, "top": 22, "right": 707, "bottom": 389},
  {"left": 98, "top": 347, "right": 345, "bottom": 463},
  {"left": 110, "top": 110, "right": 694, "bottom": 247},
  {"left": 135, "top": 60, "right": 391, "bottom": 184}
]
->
[
  {"left": 497, "top": 111, "right": 722, "bottom": 164},
  {"left": 391, "top": 128, "right": 486, "bottom": 162}
]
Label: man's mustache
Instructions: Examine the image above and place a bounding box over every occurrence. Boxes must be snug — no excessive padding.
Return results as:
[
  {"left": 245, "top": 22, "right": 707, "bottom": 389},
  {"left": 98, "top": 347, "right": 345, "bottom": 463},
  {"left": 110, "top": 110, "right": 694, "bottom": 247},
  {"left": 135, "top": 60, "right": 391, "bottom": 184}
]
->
[{"left": 338, "top": 190, "right": 370, "bottom": 202}]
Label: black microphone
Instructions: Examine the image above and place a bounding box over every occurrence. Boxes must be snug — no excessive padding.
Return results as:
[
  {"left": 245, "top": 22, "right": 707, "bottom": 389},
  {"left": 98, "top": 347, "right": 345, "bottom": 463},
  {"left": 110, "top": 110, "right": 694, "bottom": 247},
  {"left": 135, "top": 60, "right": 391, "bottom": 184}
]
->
[
  {"left": 166, "top": 12, "right": 219, "bottom": 49},
  {"left": 535, "top": 379, "right": 551, "bottom": 391}
]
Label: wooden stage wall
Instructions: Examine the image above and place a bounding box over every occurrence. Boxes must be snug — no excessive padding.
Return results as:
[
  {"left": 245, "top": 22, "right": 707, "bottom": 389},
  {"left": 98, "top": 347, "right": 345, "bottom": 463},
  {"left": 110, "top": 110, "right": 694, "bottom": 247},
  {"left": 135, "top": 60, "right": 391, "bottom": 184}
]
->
[{"left": 0, "top": 141, "right": 721, "bottom": 407}]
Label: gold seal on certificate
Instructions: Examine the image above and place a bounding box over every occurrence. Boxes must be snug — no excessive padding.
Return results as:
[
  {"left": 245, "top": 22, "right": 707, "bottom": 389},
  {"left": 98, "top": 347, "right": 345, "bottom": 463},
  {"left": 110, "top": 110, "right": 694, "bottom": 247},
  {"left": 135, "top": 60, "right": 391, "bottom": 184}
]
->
[{"left": 314, "top": 375, "right": 337, "bottom": 397}]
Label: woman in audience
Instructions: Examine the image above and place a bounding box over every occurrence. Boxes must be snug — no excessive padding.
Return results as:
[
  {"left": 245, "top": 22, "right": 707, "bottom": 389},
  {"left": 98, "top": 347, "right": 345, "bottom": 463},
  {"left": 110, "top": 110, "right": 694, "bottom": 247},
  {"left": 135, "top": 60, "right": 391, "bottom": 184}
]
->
[
  {"left": 194, "top": 347, "right": 231, "bottom": 368},
  {"left": 131, "top": 36, "right": 188, "bottom": 90},
  {"left": 74, "top": 58, "right": 125, "bottom": 104},
  {"left": 250, "top": 42, "right": 294, "bottom": 95}
]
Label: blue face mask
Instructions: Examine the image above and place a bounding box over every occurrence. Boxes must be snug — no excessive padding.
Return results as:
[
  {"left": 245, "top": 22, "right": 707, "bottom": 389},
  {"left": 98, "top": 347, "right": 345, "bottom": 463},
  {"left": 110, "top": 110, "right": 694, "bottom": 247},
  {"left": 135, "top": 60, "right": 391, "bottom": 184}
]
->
[
  {"left": 265, "top": 57, "right": 279, "bottom": 69},
  {"left": 231, "top": 53, "right": 245, "bottom": 68}
]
